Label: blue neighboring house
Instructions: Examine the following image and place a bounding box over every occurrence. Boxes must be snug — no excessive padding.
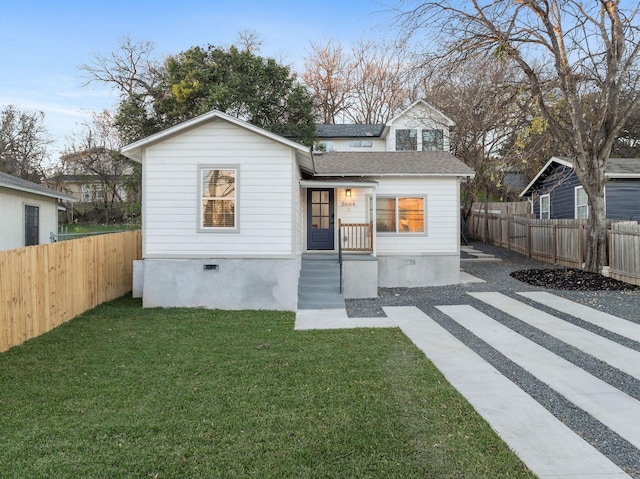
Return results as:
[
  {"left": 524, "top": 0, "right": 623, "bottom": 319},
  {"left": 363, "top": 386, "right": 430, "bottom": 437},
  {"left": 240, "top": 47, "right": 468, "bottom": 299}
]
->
[{"left": 520, "top": 156, "right": 640, "bottom": 220}]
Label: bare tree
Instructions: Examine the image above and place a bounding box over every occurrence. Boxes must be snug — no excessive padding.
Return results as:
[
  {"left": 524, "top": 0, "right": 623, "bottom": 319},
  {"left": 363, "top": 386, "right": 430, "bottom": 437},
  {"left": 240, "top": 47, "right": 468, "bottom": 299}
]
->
[
  {"left": 346, "top": 41, "right": 412, "bottom": 124},
  {"left": 0, "top": 105, "right": 51, "bottom": 182},
  {"left": 399, "top": 0, "right": 640, "bottom": 272},
  {"left": 79, "top": 35, "right": 163, "bottom": 99},
  {"left": 418, "top": 57, "right": 530, "bottom": 225},
  {"left": 302, "top": 39, "right": 352, "bottom": 123},
  {"left": 237, "top": 30, "right": 262, "bottom": 53},
  {"left": 61, "top": 111, "right": 140, "bottom": 223}
]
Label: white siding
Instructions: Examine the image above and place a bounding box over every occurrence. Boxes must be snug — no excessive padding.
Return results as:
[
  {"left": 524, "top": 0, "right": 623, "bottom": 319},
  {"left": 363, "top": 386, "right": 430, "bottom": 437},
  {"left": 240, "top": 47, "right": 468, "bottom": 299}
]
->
[
  {"left": 294, "top": 175, "right": 303, "bottom": 256},
  {"left": 0, "top": 187, "right": 58, "bottom": 251},
  {"left": 336, "top": 187, "right": 372, "bottom": 224},
  {"left": 373, "top": 177, "right": 459, "bottom": 254},
  {"left": 143, "top": 118, "right": 296, "bottom": 257}
]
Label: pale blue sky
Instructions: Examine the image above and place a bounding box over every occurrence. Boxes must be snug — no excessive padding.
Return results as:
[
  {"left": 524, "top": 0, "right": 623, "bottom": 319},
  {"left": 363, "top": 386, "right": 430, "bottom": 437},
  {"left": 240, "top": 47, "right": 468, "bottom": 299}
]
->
[{"left": 0, "top": 0, "right": 397, "bottom": 161}]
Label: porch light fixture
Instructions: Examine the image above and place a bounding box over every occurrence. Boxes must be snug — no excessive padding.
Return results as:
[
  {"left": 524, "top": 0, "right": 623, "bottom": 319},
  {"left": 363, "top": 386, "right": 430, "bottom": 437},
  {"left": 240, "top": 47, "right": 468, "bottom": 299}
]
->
[{"left": 345, "top": 188, "right": 352, "bottom": 197}]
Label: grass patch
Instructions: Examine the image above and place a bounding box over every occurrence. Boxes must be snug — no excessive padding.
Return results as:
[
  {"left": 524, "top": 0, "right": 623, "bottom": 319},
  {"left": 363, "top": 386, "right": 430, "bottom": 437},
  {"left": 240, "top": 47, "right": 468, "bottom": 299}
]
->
[
  {"left": 61, "top": 223, "right": 140, "bottom": 234},
  {"left": 0, "top": 296, "right": 534, "bottom": 478}
]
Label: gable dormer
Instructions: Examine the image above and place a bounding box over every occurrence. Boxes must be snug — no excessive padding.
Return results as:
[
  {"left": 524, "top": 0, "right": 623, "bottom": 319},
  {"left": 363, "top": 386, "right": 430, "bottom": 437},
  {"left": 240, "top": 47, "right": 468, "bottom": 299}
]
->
[{"left": 385, "top": 100, "right": 454, "bottom": 152}]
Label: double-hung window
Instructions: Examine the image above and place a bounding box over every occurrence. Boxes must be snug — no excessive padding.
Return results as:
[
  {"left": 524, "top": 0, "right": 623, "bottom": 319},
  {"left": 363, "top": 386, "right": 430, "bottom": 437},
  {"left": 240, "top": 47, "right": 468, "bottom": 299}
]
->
[
  {"left": 575, "top": 186, "right": 588, "bottom": 219},
  {"left": 200, "top": 167, "right": 237, "bottom": 230},
  {"left": 540, "top": 194, "right": 550, "bottom": 219},
  {"left": 373, "top": 197, "right": 425, "bottom": 233}
]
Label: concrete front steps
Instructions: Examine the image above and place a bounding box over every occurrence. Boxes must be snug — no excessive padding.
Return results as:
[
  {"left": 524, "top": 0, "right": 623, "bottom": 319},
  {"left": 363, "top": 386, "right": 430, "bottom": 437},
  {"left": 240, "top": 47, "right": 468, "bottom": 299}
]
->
[{"left": 297, "top": 254, "right": 345, "bottom": 310}]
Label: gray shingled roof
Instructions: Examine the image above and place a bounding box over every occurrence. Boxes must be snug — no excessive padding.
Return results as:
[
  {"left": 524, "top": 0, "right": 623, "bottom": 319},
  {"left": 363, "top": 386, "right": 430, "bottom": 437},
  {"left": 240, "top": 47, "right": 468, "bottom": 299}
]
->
[
  {"left": 0, "top": 171, "right": 76, "bottom": 201},
  {"left": 312, "top": 151, "right": 475, "bottom": 176},
  {"left": 315, "top": 124, "right": 385, "bottom": 138},
  {"left": 606, "top": 158, "right": 640, "bottom": 177}
]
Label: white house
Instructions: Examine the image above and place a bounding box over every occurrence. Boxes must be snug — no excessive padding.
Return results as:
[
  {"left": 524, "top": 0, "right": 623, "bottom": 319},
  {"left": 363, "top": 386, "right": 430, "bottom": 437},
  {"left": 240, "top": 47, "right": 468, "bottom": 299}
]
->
[
  {"left": 121, "top": 101, "right": 474, "bottom": 311},
  {"left": 0, "top": 172, "right": 76, "bottom": 251}
]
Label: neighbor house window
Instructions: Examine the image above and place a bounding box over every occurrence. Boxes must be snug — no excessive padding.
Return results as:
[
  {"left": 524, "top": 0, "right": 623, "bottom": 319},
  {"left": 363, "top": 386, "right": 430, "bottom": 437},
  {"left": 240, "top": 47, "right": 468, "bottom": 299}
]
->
[
  {"left": 540, "top": 194, "right": 550, "bottom": 219},
  {"left": 201, "top": 167, "right": 236, "bottom": 229},
  {"left": 348, "top": 140, "right": 373, "bottom": 148},
  {"left": 25, "top": 205, "right": 39, "bottom": 246},
  {"left": 395, "top": 129, "right": 417, "bottom": 151},
  {"left": 372, "top": 197, "right": 425, "bottom": 233},
  {"left": 575, "top": 186, "right": 588, "bottom": 219},
  {"left": 422, "top": 129, "right": 444, "bottom": 151},
  {"left": 81, "top": 184, "right": 104, "bottom": 202}
]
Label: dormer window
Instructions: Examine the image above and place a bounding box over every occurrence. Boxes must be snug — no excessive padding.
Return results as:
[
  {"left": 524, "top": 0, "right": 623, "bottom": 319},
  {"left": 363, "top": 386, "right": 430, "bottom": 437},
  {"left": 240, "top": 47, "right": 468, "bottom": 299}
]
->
[
  {"left": 395, "top": 129, "right": 417, "bottom": 150},
  {"left": 422, "top": 129, "right": 444, "bottom": 151}
]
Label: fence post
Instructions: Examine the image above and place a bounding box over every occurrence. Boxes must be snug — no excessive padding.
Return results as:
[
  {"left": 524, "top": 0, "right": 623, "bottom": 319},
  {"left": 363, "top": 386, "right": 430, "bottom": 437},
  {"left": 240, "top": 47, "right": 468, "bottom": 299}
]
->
[
  {"left": 551, "top": 224, "right": 557, "bottom": 264},
  {"left": 527, "top": 223, "right": 532, "bottom": 258},
  {"left": 578, "top": 222, "right": 584, "bottom": 268}
]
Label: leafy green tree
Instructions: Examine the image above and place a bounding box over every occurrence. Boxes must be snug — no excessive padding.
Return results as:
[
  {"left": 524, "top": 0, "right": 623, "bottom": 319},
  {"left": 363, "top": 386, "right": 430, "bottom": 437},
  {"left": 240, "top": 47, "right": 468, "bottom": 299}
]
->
[
  {"left": 156, "top": 45, "right": 315, "bottom": 145},
  {"left": 82, "top": 39, "right": 315, "bottom": 146}
]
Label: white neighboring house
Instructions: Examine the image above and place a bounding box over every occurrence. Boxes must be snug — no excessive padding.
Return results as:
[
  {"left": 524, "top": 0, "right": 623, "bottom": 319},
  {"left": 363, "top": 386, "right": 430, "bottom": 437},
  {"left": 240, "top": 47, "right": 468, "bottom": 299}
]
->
[
  {"left": 121, "top": 101, "right": 473, "bottom": 311},
  {"left": 0, "top": 172, "right": 76, "bottom": 251}
]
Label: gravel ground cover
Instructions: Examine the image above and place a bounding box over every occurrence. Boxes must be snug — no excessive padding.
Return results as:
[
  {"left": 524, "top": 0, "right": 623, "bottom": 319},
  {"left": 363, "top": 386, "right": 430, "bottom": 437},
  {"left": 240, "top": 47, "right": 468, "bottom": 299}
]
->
[{"left": 346, "top": 242, "right": 640, "bottom": 477}]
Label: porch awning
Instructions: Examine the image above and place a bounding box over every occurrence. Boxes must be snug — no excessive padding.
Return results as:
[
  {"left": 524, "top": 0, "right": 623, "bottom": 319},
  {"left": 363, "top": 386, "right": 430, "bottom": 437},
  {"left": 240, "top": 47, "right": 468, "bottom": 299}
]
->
[{"left": 300, "top": 179, "right": 378, "bottom": 188}]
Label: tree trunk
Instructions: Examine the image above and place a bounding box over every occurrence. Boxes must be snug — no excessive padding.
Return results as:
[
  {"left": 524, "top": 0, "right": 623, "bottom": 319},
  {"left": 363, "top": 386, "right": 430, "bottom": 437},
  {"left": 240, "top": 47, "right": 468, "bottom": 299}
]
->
[{"left": 583, "top": 194, "right": 607, "bottom": 273}]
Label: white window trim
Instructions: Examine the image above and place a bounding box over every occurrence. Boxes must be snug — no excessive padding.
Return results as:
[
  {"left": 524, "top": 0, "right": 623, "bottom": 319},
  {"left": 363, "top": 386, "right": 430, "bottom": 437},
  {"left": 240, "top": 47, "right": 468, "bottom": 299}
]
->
[
  {"left": 540, "top": 194, "right": 550, "bottom": 219},
  {"left": 197, "top": 164, "right": 240, "bottom": 233},
  {"left": 370, "top": 195, "right": 427, "bottom": 235},
  {"left": 574, "top": 186, "right": 589, "bottom": 219}
]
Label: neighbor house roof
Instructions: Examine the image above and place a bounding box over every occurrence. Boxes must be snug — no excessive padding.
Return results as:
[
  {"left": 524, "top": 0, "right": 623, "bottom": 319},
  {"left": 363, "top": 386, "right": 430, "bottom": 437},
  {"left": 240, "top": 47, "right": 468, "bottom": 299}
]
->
[
  {"left": 315, "top": 124, "right": 385, "bottom": 138},
  {"left": 0, "top": 171, "right": 76, "bottom": 202},
  {"left": 520, "top": 156, "right": 640, "bottom": 197},
  {"left": 312, "top": 151, "right": 474, "bottom": 177},
  {"left": 387, "top": 99, "right": 455, "bottom": 127}
]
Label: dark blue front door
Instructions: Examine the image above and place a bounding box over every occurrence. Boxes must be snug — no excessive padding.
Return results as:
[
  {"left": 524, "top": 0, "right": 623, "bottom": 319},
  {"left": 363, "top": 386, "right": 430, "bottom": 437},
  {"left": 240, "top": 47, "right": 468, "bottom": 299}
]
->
[{"left": 307, "top": 189, "right": 335, "bottom": 250}]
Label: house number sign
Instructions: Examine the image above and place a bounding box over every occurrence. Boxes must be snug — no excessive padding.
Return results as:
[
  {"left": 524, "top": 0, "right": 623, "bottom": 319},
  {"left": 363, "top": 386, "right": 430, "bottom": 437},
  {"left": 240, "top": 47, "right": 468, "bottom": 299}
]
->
[{"left": 341, "top": 201, "right": 356, "bottom": 207}]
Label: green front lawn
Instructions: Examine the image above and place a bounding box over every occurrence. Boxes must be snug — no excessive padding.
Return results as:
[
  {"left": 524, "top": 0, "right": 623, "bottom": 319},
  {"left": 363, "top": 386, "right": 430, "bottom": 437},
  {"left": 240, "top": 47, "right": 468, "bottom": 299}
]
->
[{"left": 0, "top": 296, "right": 534, "bottom": 478}]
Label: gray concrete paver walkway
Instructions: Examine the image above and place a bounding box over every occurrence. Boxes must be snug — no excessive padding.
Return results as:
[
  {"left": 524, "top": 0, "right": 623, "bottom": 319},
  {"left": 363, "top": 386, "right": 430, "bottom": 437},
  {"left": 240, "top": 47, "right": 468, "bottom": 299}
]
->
[
  {"left": 385, "top": 305, "right": 629, "bottom": 479},
  {"left": 470, "top": 292, "right": 640, "bottom": 380},
  {"left": 439, "top": 304, "right": 640, "bottom": 453},
  {"left": 294, "top": 290, "right": 639, "bottom": 478},
  {"left": 518, "top": 291, "right": 640, "bottom": 342}
]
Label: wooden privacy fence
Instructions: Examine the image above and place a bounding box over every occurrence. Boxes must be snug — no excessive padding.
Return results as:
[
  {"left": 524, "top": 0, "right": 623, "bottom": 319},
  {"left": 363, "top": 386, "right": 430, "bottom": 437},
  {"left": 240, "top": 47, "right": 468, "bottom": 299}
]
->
[
  {"left": 467, "top": 210, "right": 640, "bottom": 285},
  {"left": 609, "top": 222, "right": 640, "bottom": 285},
  {"left": 468, "top": 212, "right": 587, "bottom": 268},
  {"left": 0, "top": 230, "right": 142, "bottom": 352},
  {"left": 470, "top": 201, "right": 532, "bottom": 216}
]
